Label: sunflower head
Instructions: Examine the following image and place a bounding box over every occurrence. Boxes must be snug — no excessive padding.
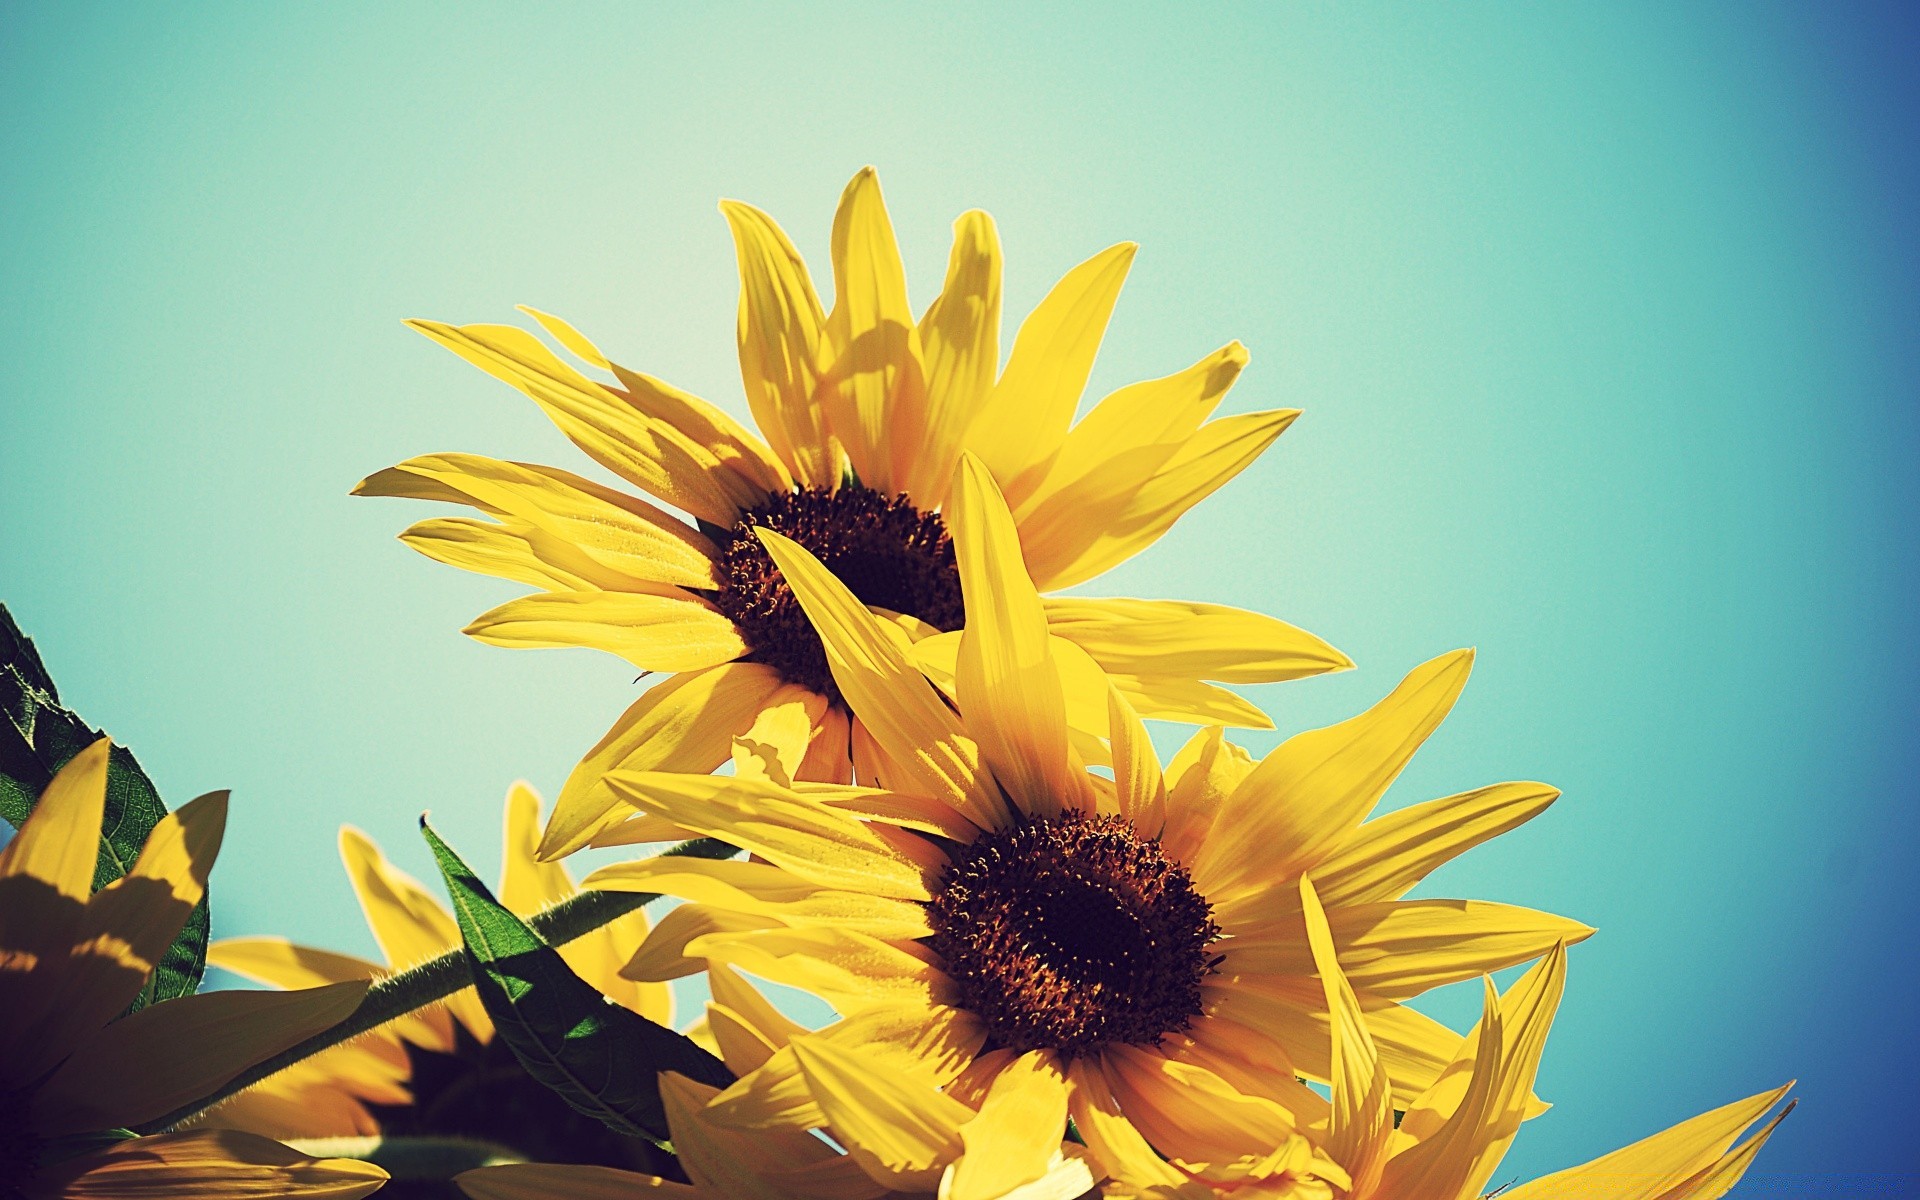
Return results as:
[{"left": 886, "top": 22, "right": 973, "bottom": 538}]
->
[{"left": 927, "top": 809, "right": 1219, "bottom": 1060}]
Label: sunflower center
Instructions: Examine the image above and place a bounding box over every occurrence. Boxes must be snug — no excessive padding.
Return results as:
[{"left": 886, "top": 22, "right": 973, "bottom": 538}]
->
[
  {"left": 926, "top": 811, "right": 1221, "bottom": 1060},
  {"left": 711, "top": 485, "right": 964, "bottom": 703}
]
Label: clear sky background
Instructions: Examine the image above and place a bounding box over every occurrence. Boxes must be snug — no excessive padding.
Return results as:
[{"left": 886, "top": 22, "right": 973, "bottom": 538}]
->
[{"left": 3, "top": 2, "right": 1915, "bottom": 1192}]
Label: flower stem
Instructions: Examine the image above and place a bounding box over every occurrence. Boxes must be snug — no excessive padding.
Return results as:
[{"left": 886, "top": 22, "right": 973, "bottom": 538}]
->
[{"left": 135, "top": 836, "right": 735, "bottom": 1135}]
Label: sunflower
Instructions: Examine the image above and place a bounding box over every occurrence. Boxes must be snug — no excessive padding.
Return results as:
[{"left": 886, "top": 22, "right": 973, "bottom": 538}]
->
[
  {"left": 454, "top": 1037, "right": 1097, "bottom": 1200},
  {"left": 580, "top": 457, "right": 1588, "bottom": 1182},
  {"left": 0, "top": 740, "right": 386, "bottom": 1198},
  {"left": 355, "top": 166, "right": 1350, "bottom": 860},
  {"left": 1100, "top": 883, "right": 1791, "bottom": 1199},
  {"left": 200, "top": 781, "right": 670, "bottom": 1161}
]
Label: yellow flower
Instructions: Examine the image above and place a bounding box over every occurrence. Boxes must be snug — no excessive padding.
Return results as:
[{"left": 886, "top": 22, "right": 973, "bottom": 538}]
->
[
  {"left": 356, "top": 166, "right": 1350, "bottom": 860},
  {"left": 1108, "top": 883, "right": 1790, "bottom": 1200},
  {"left": 583, "top": 458, "right": 1587, "bottom": 1186},
  {"left": 0, "top": 740, "right": 385, "bottom": 1198},
  {"left": 453, "top": 1046, "right": 1097, "bottom": 1200},
  {"left": 199, "top": 781, "right": 669, "bottom": 1141}
]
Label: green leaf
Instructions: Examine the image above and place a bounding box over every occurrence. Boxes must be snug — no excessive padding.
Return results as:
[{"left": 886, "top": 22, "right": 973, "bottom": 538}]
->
[
  {"left": 421, "top": 819, "right": 735, "bottom": 1144},
  {"left": 0, "top": 604, "right": 209, "bottom": 1009}
]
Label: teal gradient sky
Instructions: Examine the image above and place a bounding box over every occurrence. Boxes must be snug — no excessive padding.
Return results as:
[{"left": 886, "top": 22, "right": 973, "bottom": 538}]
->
[{"left": 4, "top": 3, "right": 1914, "bottom": 1192}]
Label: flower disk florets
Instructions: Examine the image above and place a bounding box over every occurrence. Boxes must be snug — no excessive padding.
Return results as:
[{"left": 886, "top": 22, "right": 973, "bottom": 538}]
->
[
  {"left": 927, "top": 811, "right": 1221, "bottom": 1061},
  {"left": 711, "top": 485, "right": 965, "bottom": 703}
]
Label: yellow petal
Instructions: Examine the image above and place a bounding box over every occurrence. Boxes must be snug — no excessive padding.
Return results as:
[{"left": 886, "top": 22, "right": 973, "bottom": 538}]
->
[
  {"left": 1191, "top": 649, "right": 1475, "bottom": 903},
  {"left": 1376, "top": 946, "right": 1567, "bottom": 1200},
  {"left": 361, "top": 453, "right": 720, "bottom": 588},
  {"left": 822, "top": 167, "right": 927, "bottom": 496},
  {"left": 36, "top": 1129, "right": 388, "bottom": 1199},
  {"left": 756, "top": 528, "right": 1004, "bottom": 831},
  {"left": 463, "top": 589, "right": 747, "bottom": 672},
  {"left": 1029, "top": 408, "right": 1297, "bottom": 592},
  {"left": 1014, "top": 341, "right": 1248, "bottom": 521},
  {"left": 1219, "top": 899, "right": 1592, "bottom": 1000},
  {"left": 588, "top": 855, "right": 931, "bottom": 941},
  {"left": 397, "top": 516, "right": 603, "bottom": 592},
  {"left": 515, "top": 304, "right": 613, "bottom": 369},
  {"left": 458, "top": 1162, "right": 696, "bottom": 1200},
  {"left": 204, "top": 939, "right": 449, "bottom": 1062},
  {"left": 706, "top": 1002, "right": 985, "bottom": 1132},
  {"left": 339, "top": 827, "right": 490, "bottom": 1039},
  {"left": 1300, "top": 878, "right": 1393, "bottom": 1195},
  {"left": 946, "top": 1051, "right": 1071, "bottom": 1200},
  {"left": 950, "top": 454, "right": 1075, "bottom": 819},
  {"left": 545, "top": 662, "right": 787, "bottom": 859},
  {"left": 687, "top": 925, "right": 950, "bottom": 1013},
  {"left": 0, "top": 737, "right": 111, "bottom": 898},
  {"left": 1311, "top": 782, "right": 1561, "bottom": 910},
  {"left": 35, "top": 982, "right": 368, "bottom": 1136},
  {"left": 908, "top": 209, "right": 1001, "bottom": 507},
  {"left": 1065, "top": 1058, "right": 1186, "bottom": 1188},
  {"left": 32, "top": 791, "right": 230, "bottom": 1064},
  {"left": 604, "top": 772, "right": 938, "bottom": 900},
  {"left": 1158, "top": 726, "right": 1256, "bottom": 865},
  {"left": 964, "top": 243, "right": 1136, "bottom": 494},
  {"left": 621, "top": 903, "right": 782, "bottom": 983},
  {"left": 1044, "top": 597, "right": 1350, "bottom": 685},
  {"left": 1652, "top": 1102, "right": 1793, "bottom": 1200},
  {"left": 406, "top": 320, "right": 755, "bottom": 524},
  {"left": 1101, "top": 1045, "right": 1306, "bottom": 1170},
  {"left": 500, "top": 781, "right": 574, "bottom": 916},
  {"left": 720, "top": 199, "right": 838, "bottom": 488},
  {"left": 790, "top": 1034, "right": 970, "bottom": 1188},
  {"left": 1107, "top": 685, "right": 1167, "bottom": 837},
  {"left": 1502, "top": 1083, "right": 1794, "bottom": 1200},
  {"left": 661, "top": 1072, "right": 845, "bottom": 1200},
  {"left": 603, "top": 359, "right": 793, "bottom": 497},
  {"left": 731, "top": 691, "right": 827, "bottom": 788}
]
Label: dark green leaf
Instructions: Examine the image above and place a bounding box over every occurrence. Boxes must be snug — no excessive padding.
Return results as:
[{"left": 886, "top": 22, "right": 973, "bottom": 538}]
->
[
  {"left": 421, "top": 819, "right": 734, "bottom": 1144},
  {"left": 0, "top": 604, "right": 210, "bottom": 1008}
]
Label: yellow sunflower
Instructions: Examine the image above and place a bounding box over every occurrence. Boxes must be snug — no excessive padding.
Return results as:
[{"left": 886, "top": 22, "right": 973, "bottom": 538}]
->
[
  {"left": 200, "top": 781, "right": 669, "bottom": 1141},
  {"left": 1101, "top": 884, "right": 1790, "bottom": 1199},
  {"left": 0, "top": 740, "right": 385, "bottom": 1198},
  {"left": 580, "top": 457, "right": 1588, "bottom": 1182},
  {"left": 355, "top": 165, "right": 1349, "bottom": 860}
]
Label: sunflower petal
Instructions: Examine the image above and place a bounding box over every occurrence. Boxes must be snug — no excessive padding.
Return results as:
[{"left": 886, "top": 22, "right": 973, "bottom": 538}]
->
[
  {"left": 603, "top": 772, "right": 938, "bottom": 900},
  {"left": 791, "top": 1034, "right": 970, "bottom": 1186},
  {"left": 1030, "top": 408, "right": 1297, "bottom": 591},
  {"left": 685, "top": 926, "right": 950, "bottom": 1013},
  {"left": 951, "top": 454, "right": 1075, "bottom": 819},
  {"left": 1191, "top": 649, "right": 1475, "bottom": 902},
  {"left": 545, "top": 663, "right": 787, "bottom": 859},
  {"left": 34, "top": 981, "right": 368, "bottom": 1136},
  {"left": 1311, "top": 782, "right": 1562, "bottom": 910},
  {"left": 0, "top": 738, "right": 110, "bottom": 899},
  {"left": 607, "top": 362, "right": 793, "bottom": 497},
  {"left": 909, "top": 210, "right": 1002, "bottom": 506},
  {"left": 398, "top": 517, "right": 602, "bottom": 592},
  {"left": 1107, "top": 685, "right": 1167, "bottom": 836},
  {"left": 1015, "top": 341, "right": 1248, "bottom": 519},
  {"left": 1301, "top": 877, "right": 1393, "bottom": 1194},
  {"left": 1101, "top": 1046, "right": 1307, "bottom": 1170},
  {"left": 1502, "top": 1083, "right": 1794, "bottom": 1200},
  {"left": 361, "top": 453, "right": 719, "bottom": 588},
  {"left": 457, "top": 1162, "right": 697, "bottom": 1200},
  {"left": 36, "top": 1129, "right": 388, "bottom": 1199},
  {"left": 406, "top": 320, "right": 754, "bottom": 524},
  {"left": 721, "top": 200, "right": 838, "bottom": 487},
  {"left": 1159, "top": 726, "right": 1256, "bottom": 865},
  {"left": 1065, "top": 1058, "right": 1186, "bottom": 1188},
  {"left": 463, "top": 589, "right": 747, "bottom": 672},
  {"left": 1044, "top": 597, "right": 1350, "bottom": 685},
  {"left": 339, "top": 827, "right": 490, "bottom": 1038},
  {"left": 822, "top": 167, "right": 927, "bottom": 497},
  {"left": 946, "top": 1051, "right": 1071, "bottom": 1200},
  {"left": 756, "top": 528, "right": 1004, "bottom": 830},
  {"left": 964, "top": 243, "right": 1135, "bottom": 493},
  {"left": 621, "top": 903, "right": 783, "bottom": 983}
]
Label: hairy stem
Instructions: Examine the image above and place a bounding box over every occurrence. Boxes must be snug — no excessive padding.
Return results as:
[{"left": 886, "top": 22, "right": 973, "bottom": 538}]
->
[{"left": 136, "top": 836, "right": 734, "bottom": 1135}]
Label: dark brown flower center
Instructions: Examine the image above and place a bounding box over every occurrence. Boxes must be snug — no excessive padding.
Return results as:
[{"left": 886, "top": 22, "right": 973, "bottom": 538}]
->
[
  {"left": 926, "top": 812, "right": 1221, "bottom": 1061},
  {"left": 710, "top": 485, "right": 965, "bottom": 703}
]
